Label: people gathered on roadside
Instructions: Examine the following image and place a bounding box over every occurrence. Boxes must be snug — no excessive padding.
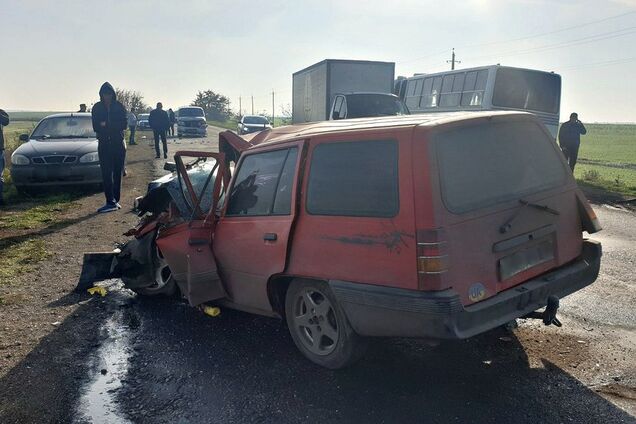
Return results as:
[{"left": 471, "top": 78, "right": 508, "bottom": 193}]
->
[
  {"left": 0, "top": 109, "right": 9, "bottom": 206},
  {"left": 91, "top": 82, "right": 127, "bottom": 213},
  {"left": 149, "top": 102, "right": 170, "bottom": 159}
]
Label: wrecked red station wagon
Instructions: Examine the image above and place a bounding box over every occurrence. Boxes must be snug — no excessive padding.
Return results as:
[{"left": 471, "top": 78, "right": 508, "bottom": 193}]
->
[{"left": 82, "top": 111, "right": 602, "bottom": 369}]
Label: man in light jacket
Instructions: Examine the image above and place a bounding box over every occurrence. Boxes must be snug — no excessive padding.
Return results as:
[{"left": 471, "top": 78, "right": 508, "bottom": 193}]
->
[{"left": 127, "top": 110, "right": 137, "bottom": 145}]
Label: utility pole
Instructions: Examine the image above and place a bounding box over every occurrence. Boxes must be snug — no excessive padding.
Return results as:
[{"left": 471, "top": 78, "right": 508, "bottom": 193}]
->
[
  {"left": 447, "top": 48, "right": 461, "bottom": 70},
  {"left": 272, "top": 90, "right": 275, "bottom": 127},
  {"left": 251, "top": 95, "right": 254, "bottom": 115},
  {"left": 239, "top": 96, "right": 242, "bottom": 117}
]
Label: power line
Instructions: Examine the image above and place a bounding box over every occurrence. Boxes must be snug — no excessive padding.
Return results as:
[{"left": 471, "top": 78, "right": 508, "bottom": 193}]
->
[
  {"left": 463, "top": 25, "right": 636, "bottom": 63},
  {"left": 465, "top": 10, "right": 636, "bottom": 48},
  {"left": 398, "top": 11, "right": 636, "bottom": 66},
  {"left": 559, "top": 56, "right": 636, "bottom": 71}
]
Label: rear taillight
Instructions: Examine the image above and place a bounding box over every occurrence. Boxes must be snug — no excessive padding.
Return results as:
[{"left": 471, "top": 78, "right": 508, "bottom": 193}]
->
[
  {"left": 417, "top": 228, "right": 450, "bottom": 290},
  {"left": 576, "top": 191, "right": 602, "bottom": 234}
]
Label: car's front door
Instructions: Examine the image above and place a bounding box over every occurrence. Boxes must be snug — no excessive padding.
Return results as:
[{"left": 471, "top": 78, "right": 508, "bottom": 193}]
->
[
  {"left": 213, "top": 142, "right": 302, "bottom": 312},
  {"left": 155, "top": 151, "right": 230, "bottom": 306}
]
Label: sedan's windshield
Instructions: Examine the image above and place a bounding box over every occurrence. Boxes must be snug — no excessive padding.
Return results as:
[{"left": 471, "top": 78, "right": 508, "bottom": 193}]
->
[
  {"left": 178, "top": 108, "right": 205, "bottom": 117},
  {"left": 244, "top": 116, "right": 269, "bottom": 125},
  {"left": 31, "top": 116, "right": 96, "bottom": 140},
  {"left": 139, "top": 114, "right": 149, "bottom": 120},
  {"left": 346, "top": 94, "right": 408, "bottom": 118}
]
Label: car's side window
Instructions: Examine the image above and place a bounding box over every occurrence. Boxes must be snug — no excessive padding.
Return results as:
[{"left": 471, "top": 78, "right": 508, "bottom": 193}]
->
[
  {"left": 226, "top": 147, "right": 298, "bottom": 216},
  {"left": 307, "top": 140, "right": 399, "bottom": 217},
  {"left": 272, "top": 148, "right": 299, "bottom": 215}
]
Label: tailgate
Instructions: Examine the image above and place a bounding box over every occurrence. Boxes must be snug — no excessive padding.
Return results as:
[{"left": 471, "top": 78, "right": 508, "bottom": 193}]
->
[{"left": 429, "top": 117, "right": 582, "bottom": 305}]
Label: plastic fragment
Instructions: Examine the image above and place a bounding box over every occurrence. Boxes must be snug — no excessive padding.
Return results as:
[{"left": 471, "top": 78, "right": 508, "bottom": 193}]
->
[
  {"left": 203, "top": 306, "right": 221, "bottom": 317},
  {"left": 87, "top": 286, "right": 108, "bottom": 297}
]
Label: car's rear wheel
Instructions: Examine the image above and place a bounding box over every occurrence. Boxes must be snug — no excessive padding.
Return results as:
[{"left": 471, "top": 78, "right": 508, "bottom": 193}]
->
[
  {"left": 134, "top": 240, "right": 177, "bottom": 297},
  {"left": 285, "top": 279, "right": 367, "bottom": 369}
]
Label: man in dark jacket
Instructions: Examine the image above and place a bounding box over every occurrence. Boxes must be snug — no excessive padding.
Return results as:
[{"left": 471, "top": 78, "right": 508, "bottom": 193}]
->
[
  {"left": 91, "top": 82, "right": 128, "bottom": 213},
  {"left": 149, "top": 102, "right": 170, "bottom": 159},
  {"left": 0, "top": 109, "right": 9, "bottom": 206},
  {"left": 558, "top": 112, "right": 587, "bottom": 172}
]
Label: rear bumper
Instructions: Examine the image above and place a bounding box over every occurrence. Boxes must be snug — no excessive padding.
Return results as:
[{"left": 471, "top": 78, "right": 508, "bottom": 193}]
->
[
  {"left": 330, "top": 240, "right": 601, "bottom": 339},
  {"left": 11, "top": 164, "right": 102, "bottom": 186}
]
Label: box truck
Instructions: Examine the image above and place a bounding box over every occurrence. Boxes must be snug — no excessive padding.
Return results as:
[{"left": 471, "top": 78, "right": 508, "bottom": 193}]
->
[{"left": 292, "top": 59, "right": 397, "bottom": 124}]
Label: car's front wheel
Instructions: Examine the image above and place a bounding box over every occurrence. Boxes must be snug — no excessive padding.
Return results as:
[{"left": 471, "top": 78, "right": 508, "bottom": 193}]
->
[
  {"left": 133, "top": 239, "right": 177, "bottom": 297},
  {"left": 285, "top": 279, "right": 367, "bottom": 369}
]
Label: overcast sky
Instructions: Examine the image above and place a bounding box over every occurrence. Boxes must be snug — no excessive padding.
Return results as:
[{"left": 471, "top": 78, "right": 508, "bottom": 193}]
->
[{"left": 1, "top": 0, "right": 635, "bottom": 122}]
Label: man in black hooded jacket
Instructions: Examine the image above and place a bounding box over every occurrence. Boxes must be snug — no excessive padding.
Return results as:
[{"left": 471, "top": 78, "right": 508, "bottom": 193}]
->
[{"left": 91, "top": 82, "right": 128, "bottom": 213}]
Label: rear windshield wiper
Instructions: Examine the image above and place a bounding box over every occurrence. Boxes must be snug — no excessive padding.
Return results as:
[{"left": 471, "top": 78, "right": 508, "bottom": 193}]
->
[{"left": 500, "top": 198, "right": 560, "bottom": 234}]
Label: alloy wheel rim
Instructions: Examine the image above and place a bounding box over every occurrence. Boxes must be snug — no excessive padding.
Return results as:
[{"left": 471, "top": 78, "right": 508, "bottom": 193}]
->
[{"left": 292, "top": 289, "right": 339, "bottom": 356}]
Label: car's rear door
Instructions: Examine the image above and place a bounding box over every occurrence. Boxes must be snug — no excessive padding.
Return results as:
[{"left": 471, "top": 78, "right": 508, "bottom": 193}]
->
[{"left": 213, "top": 141, "right": 303, "bottom": 312}]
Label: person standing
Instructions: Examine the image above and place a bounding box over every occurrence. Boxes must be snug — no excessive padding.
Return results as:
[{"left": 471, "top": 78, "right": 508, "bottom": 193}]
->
[
  {"left": 0, "top": 109, "right": 9, "bottom": 206},
  {"left": 127, "top": 110, "right": 137, "bottom": 145},
  {"left": 91, "top": 82, "right": 128, "bottom": 213},
  {"left": 149, "top": 102, "right": 170, "bottom": 159},
  {"left": 558, "top": 112, "right": 587, "bottom": 172},
  {"left": 168, "top": 108, "right": 176, "bottom": 137}
]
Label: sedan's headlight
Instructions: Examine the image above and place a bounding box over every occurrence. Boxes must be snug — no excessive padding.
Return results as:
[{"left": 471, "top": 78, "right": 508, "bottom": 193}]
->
[
  {"left": 11, "top": 154, "right": 30, "bottom": 165},
  {"left": 79, "top": 152, "right": 100, "bottom": 163}
]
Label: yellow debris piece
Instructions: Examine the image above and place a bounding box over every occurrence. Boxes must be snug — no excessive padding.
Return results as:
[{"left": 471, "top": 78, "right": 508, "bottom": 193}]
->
[
  {"left": 87, "top": 286, "right": 108, "bottom": 297},
  {"left": 203, "top": 306, "right": 221, "bottom": 317}
]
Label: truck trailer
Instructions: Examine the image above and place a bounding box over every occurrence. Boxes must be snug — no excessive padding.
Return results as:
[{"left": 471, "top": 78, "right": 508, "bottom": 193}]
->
[{"left": 292, "top": 59, "right": 396, "bottom": 124}]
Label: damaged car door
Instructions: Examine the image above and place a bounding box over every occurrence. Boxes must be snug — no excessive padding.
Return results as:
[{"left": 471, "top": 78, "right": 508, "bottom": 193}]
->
[
  {"left": 213, "top": 143, "right": 301, "bottom": 313},
  {"left": 153, "top": 151, "right": 230, "bottom": 306}
]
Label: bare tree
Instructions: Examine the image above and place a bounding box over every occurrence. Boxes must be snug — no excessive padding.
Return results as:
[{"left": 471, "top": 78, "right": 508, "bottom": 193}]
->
[
  {"left": 115, "top": 88, "right": 148, "bottom": 113},
  {"left": 280, "top": 103, "right": 292, "bottom": 125}
]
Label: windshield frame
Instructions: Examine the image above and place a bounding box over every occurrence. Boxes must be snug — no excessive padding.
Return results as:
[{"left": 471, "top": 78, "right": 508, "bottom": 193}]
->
[
  {"left": 178, "top": 108, "right": 205, "bottom": 118},
  {"left": 31, "top": 116, "right": 97, "bottom": 140},
  {"left": 345, "top": 94, "right": 408, "bottom": 118},
  {"left": 243, "top": 116, "right": 270, "bottom": 125}
]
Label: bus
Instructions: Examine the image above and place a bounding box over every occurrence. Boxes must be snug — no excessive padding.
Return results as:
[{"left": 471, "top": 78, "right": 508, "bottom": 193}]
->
[{"left": 394, "top": 65, "right": 561, "bottom": 138}]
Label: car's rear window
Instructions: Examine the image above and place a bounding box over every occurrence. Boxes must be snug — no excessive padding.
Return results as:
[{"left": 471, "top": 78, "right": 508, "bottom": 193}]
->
[
  {"left": 435, "top": 120, "right": 567, "bottom": 214},
  {"left": 307, "top": 140, "right": 398, "bottom": 217}
]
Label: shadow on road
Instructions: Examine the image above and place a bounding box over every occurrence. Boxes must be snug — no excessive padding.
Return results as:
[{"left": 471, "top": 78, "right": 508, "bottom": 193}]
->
[{"left": 0, "top": 289, "right": 633, "bottom": 424}]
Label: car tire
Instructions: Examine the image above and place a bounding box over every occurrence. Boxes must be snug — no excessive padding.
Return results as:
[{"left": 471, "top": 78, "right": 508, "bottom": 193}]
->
[
  {"left": 285, "top": 279, "right": 367, "bottom": 369},
  {"left": 133, "top": 235, "right": 177, "bottom": 297}
]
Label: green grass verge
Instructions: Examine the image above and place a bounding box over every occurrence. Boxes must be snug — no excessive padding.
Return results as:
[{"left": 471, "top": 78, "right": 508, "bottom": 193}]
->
[
  {"left": 0, "top": 238, "right": 51, "bottom": 286},
  {"left": 0, "top": 194, "right": 78, "bottom": 230}
]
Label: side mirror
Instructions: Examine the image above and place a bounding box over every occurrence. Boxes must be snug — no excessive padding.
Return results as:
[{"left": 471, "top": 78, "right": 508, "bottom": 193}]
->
[
  {"left": 19, "top": 134, "right": 29, "bottom": 142},
  {"left": 163, "top": 162, "right": 177, "bottom": 172}
]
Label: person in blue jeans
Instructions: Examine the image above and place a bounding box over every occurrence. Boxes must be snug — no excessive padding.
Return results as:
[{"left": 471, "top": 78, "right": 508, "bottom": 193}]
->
[
  {"left": 127, "top": 110, "right": 137, "bottom": 145},
  {"left": 91, "top": 82, "right": 128, "bottom": 213},
  {"left": 0, "top": 109, "right": 9, "bottom": 206}
]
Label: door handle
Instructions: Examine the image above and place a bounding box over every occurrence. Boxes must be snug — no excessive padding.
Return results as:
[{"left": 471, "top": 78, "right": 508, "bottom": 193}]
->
[{"left": 263, "top": 233, "right": 278, "bottom": 241}]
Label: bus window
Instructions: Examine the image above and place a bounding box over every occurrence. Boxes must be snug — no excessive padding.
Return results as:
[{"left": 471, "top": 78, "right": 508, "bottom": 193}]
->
[
  {"left": 405, "top": 78, "right": 423, "bottom": 109},
  {"left": 492, "top": 68, "right": 560, "bottom": 113},
  {"left": 418, "top": 78, "right": 433, "bottom": 108},
  {"left": 430, "top": 76, "right": 442, "bottom": 108},
  {"left": 441, "top": 73, "right": 464, "bottom": 107},
  {"left": 461, "top": 70, "right": 487, "bottom": 106}
]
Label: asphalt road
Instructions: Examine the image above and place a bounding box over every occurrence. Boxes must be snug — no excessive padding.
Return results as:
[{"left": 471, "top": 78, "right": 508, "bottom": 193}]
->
[{"left": 3, "top": 130, "right": 635, "bottom": 423}]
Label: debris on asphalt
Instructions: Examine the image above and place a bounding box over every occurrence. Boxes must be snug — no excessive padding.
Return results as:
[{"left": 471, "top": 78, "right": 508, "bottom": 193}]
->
[
  {"left": 87, "top": 286, "right": 108, "bottom": 297},
  {"left": 202, "top": 306, "right": 221, "bottom": 317}
]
